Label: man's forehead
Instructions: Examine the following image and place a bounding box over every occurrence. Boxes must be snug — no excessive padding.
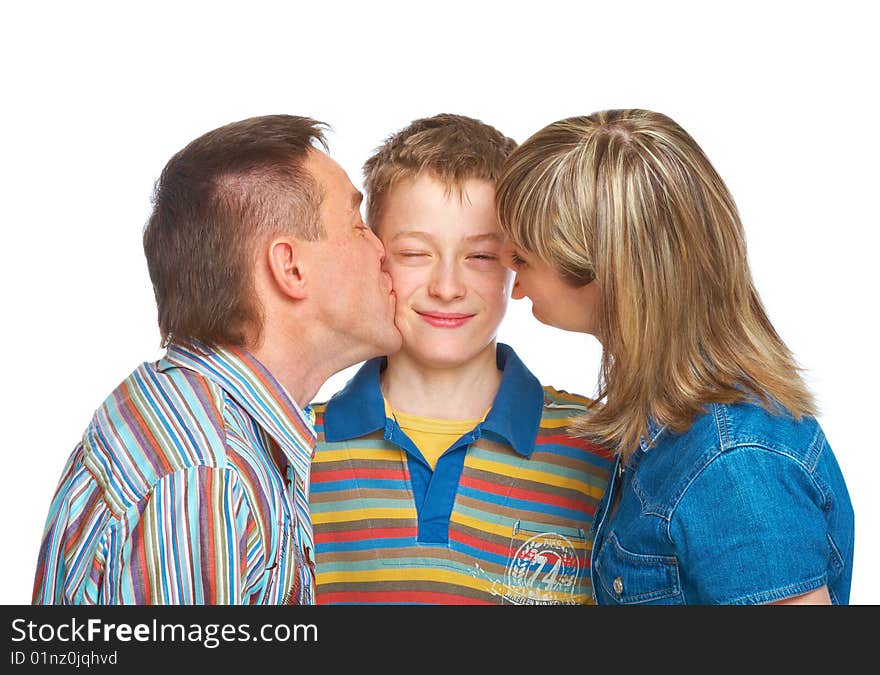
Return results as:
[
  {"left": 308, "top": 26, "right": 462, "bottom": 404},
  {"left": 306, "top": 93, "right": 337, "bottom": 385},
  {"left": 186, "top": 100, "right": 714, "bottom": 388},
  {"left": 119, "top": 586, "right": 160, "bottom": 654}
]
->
[
  {"left": 303, "top": 147, "right": 339, "bottom": 177},
  {"left": 303, "top": 148, "right": 362, "bottom": 209}
]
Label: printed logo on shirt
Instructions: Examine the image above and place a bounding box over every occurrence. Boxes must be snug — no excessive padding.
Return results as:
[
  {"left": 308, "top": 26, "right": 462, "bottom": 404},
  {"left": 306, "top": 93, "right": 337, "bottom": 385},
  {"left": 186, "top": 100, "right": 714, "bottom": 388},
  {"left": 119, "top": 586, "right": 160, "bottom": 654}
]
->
[{"left": 504, "top": 532, "right": 581, "bottom": 605}]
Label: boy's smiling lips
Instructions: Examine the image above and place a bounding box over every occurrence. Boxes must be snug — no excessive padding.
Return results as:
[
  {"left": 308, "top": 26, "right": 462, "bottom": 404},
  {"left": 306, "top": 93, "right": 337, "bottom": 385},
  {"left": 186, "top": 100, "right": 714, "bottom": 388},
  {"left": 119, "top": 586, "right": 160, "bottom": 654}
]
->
[{"left": 415, "top": 310, "right": 476, "bottom": 328}]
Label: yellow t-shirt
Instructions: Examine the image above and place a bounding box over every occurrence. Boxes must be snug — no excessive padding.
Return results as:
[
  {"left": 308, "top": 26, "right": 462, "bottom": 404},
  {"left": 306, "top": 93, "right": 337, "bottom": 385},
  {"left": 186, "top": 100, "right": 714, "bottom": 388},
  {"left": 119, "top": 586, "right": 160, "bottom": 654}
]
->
[{"left": 383, "top": 399, "right": 488, "bottom": 470}]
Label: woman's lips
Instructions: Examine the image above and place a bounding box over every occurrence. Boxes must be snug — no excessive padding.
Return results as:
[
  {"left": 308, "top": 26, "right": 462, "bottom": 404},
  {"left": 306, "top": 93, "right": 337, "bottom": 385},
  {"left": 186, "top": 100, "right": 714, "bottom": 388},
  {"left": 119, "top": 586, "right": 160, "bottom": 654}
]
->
[{"left": 416, "top": 311, "right": 475, "bottom": 328}]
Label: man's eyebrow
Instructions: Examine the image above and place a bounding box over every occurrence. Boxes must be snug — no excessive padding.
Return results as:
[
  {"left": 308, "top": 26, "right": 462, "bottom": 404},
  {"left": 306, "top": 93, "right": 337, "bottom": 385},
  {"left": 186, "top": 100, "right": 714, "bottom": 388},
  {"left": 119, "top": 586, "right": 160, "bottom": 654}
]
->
[{"left": 351, "top": 190, "right": 364, "bottom": 211}]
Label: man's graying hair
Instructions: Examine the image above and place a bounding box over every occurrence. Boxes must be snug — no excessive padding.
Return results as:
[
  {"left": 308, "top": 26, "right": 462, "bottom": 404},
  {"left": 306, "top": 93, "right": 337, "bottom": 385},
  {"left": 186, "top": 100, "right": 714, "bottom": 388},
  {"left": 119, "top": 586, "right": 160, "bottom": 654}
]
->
[{"left": 143, "top": 114, "right": 328, "bottom": 348}]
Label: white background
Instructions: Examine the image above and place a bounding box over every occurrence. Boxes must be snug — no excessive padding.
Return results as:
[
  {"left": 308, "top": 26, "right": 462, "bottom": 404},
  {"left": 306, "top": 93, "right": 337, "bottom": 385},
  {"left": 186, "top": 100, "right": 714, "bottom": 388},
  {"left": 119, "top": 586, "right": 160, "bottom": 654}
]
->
[{"left": 1, "top": 1, "right": 876, "bottom": 604}]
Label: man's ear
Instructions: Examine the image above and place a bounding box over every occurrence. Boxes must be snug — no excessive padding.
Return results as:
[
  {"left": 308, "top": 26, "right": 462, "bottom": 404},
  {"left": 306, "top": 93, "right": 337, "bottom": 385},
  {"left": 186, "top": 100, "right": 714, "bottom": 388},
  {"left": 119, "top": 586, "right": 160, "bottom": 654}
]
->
[{"left": 266, "top": 236, "right": 308, "bottom": 300}]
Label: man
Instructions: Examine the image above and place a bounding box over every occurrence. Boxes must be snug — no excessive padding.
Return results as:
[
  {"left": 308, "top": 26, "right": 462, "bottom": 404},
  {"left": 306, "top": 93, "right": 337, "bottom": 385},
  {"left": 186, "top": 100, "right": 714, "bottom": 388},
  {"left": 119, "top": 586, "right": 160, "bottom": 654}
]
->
[
  {"left": 310, "top": 114, "right": 614, "bottom": 604},
  {"left": 32, "top": 115, "right": 401, "bottom": 604}
]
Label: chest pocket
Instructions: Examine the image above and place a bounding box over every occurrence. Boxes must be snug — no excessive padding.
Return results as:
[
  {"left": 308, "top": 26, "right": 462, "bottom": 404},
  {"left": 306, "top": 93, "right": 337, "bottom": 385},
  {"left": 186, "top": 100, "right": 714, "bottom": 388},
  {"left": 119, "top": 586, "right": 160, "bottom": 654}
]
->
[
  {"left": 595, "top": 531, "right": 683, "bottom": 605},
  {"left": 504, "top": 520, "right": 590, "bottom": 605}
]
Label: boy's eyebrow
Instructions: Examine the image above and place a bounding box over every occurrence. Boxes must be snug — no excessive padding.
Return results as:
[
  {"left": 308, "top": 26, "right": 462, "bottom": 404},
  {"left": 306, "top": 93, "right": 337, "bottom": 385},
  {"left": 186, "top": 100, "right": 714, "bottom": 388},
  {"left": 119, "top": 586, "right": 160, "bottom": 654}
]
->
[
  {"left": 390, "top": 230, "right": 433, "bottom": 242},
  {"left": 463, "top": 232, "right": 504, "bottom": 244},
  {"left": 390, "top": 230, "right": 504, "bottom": 243}
]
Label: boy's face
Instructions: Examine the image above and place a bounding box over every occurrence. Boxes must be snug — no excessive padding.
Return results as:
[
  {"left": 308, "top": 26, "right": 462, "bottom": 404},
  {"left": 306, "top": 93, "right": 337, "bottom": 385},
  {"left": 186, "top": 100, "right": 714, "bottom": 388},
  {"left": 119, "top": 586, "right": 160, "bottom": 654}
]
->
[{"left": 376, "top": 174, "right": 513, "bottom": 370}]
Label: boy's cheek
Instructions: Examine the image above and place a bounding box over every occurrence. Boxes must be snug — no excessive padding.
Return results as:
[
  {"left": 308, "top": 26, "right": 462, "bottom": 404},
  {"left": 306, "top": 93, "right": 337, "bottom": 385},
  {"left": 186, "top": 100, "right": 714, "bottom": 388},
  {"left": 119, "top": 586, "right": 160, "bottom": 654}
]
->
[{"left": 385, "top": 266, "right": 426, "bottom": 292}]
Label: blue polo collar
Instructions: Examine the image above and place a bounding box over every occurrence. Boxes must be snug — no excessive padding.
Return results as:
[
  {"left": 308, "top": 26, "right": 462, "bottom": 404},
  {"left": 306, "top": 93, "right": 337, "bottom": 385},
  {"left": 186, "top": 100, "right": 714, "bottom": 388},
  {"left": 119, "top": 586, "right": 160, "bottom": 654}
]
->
[{"left": 322, "top": 343, "right": 544, "bottom": 458}]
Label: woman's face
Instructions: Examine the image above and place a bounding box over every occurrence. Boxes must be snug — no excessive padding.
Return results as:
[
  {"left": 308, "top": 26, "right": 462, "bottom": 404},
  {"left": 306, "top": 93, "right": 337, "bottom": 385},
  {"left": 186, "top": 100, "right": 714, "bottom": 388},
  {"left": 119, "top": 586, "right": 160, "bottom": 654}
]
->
[{"left": 501, "top": 239, "right": 602, "bottom": 338}]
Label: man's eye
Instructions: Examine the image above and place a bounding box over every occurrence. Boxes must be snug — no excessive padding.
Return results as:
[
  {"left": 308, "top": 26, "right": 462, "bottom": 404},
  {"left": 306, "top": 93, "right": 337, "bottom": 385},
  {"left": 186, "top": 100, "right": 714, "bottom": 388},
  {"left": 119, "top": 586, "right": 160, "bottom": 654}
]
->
[{"left": 469, "top": 253, "right": 499, "bottom": 261}]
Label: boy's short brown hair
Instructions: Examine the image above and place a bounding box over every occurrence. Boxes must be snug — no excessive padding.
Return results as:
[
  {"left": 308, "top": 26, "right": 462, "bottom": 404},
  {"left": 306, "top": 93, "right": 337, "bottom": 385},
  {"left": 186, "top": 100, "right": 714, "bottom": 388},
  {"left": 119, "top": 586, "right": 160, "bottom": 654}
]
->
[{"left": 363, "top": 113, "right": 516, "bottom": 228}]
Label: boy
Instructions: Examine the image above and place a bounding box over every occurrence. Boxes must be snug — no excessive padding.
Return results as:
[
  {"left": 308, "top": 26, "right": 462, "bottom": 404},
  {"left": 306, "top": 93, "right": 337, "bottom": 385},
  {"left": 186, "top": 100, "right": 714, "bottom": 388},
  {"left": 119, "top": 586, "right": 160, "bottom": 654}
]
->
[{"left": 309, "top": 114, "right": 614, "bottom": 604}]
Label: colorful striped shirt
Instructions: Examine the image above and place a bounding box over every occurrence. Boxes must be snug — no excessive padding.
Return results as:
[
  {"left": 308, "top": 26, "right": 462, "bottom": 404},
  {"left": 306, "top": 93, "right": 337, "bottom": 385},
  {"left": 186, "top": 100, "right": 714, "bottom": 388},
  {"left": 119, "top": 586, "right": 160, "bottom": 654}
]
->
[
  {"left": 310, "top": 344, "right": 615, "bottom": 605},
  {"left": 33, "top": 342, "right": 317, "bottom": 605}
]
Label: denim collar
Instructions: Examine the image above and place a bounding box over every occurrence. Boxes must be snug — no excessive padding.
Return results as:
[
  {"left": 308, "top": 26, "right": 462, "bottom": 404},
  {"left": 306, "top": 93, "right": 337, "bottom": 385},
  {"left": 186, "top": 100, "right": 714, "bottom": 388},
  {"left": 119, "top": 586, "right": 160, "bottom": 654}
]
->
[
  {"left": 322, "top": 343, "right": 544, "bottom": 458},
  {"left": 638, "top": 418, "right": 668, "bottom": 453}
]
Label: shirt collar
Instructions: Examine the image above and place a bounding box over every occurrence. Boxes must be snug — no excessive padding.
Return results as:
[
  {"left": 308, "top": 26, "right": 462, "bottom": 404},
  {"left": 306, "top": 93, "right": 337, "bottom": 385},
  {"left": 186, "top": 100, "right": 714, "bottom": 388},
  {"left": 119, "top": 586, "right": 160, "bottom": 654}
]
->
[
  {"left": 322, "top": 343, "right": 544, "bottom": 458},
  {"left": 638, "top": 418, "right": 667, "bottom": 453},
  {"left": 158, "top": 341, "right": 317, "bottom": 480}
]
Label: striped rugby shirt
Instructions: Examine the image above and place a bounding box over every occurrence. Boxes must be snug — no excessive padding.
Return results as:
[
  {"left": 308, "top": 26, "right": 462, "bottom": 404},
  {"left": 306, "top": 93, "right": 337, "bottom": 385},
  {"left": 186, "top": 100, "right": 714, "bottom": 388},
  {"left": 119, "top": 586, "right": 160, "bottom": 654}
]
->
[
  {"left": 33, "top": 343, "right": 317, "bottom": 605},
  {"left": 311, "top": 344, "right": 615, "bottom": 605}
]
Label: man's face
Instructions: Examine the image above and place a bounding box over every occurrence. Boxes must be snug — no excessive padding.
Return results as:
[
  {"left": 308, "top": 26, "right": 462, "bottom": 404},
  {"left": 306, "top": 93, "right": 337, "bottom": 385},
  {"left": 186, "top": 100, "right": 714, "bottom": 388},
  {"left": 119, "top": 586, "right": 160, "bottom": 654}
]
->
[
  {"left": 304, "top": 150, "right": 401, "bottom": 359},
  {"left": 377, "top": 175, "right": 512, "bottom": 370}
]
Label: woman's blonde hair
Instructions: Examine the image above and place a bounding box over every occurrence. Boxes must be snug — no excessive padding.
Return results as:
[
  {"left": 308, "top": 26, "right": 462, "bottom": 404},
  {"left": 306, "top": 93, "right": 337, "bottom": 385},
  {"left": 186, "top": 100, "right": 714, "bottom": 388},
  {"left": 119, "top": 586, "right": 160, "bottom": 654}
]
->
[{"left": 496, "top": 109, "right": 815, "bottom": 456}]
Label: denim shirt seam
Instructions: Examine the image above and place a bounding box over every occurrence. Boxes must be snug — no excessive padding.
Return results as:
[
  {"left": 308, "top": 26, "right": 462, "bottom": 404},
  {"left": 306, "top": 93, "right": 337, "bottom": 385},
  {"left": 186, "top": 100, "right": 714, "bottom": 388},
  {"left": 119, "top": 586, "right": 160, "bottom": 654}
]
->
[
  {"left": 803, "top": 423, "right": 826, "bottom": 473},
  {"left": 630, "top": 459, "right": 675, "bottom": 530},
  {"left": 722, "top": 572, "right": 828, "bottom": 605},
  {"left": 719, "top": 415, "right": 824, "bottom": 468},
  {"left": 826, "top": 533, "right": 844, "bottom": 579},
  {"left": 634, "top": 435, "right": 724, "bottom": 533},
  {"left": 723, "top": 437, "right": 822, "bottom": 471},
  {"left": 664, "top": 445, "right": 724, "bottom": 547},
  {"left": 631, "top": 470, "right": 660, "bottom": 516},
  {"left": 711, "top": 403, "right": 730, "bottom": 450},
  {"left": 722, "top": 440, "right": 831, "bottom": 512},
  {"left": 606, "top": 531, "right": 678, "bottom": 565},
  {"left": 667, "top": 443, "right": 832, "bottom": 567}
]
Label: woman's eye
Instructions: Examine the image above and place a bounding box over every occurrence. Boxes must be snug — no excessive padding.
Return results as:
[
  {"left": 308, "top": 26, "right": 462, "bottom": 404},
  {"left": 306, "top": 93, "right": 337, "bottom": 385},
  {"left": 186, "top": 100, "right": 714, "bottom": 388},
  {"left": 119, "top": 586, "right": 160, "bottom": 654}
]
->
[
  {"left": 469, "top": 253, "right": 499, "bottom": 261},
  {"left": 510, "top": 251, "right": 527, "bottom": 267}
]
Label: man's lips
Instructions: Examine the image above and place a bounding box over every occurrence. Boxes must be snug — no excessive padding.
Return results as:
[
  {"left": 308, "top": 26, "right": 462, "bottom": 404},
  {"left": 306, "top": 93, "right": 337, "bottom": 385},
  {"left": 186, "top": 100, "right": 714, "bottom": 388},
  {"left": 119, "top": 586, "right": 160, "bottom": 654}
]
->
[
  {"left": 415, "top": 310, "right": 475, "bottom": 328},
  {"left": 382, "top": 273, "right": 394, "bottom": 295}
]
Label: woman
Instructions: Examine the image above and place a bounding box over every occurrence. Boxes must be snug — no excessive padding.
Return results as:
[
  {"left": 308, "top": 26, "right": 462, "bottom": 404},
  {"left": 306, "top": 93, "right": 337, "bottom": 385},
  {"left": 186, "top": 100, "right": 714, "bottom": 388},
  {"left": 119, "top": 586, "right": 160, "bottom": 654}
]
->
[{"left": 495, "top": 109, "right": 854, "bottom": 604}]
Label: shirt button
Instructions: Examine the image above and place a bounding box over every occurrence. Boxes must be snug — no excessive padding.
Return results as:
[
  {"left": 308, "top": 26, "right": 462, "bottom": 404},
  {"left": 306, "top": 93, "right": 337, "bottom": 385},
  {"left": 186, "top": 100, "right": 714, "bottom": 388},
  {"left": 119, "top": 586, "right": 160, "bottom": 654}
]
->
[{"left": 613, "top": 576, "right": 624, "bottom": 595}]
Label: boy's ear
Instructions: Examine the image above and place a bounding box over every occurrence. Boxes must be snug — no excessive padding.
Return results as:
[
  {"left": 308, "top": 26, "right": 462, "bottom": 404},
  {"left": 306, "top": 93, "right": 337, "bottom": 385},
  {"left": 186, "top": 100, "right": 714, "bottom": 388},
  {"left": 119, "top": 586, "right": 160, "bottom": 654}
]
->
[{"left": 267, "top": 236, "right": 308, "bottom": 300}]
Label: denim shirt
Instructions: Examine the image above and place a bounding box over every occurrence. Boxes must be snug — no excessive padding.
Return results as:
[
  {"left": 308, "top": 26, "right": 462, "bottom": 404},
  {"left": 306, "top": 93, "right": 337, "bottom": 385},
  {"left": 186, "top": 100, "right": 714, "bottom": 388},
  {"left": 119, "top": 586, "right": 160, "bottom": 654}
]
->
[{"left": 590, "top": 401, "right": 854, "bottom": 605}]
